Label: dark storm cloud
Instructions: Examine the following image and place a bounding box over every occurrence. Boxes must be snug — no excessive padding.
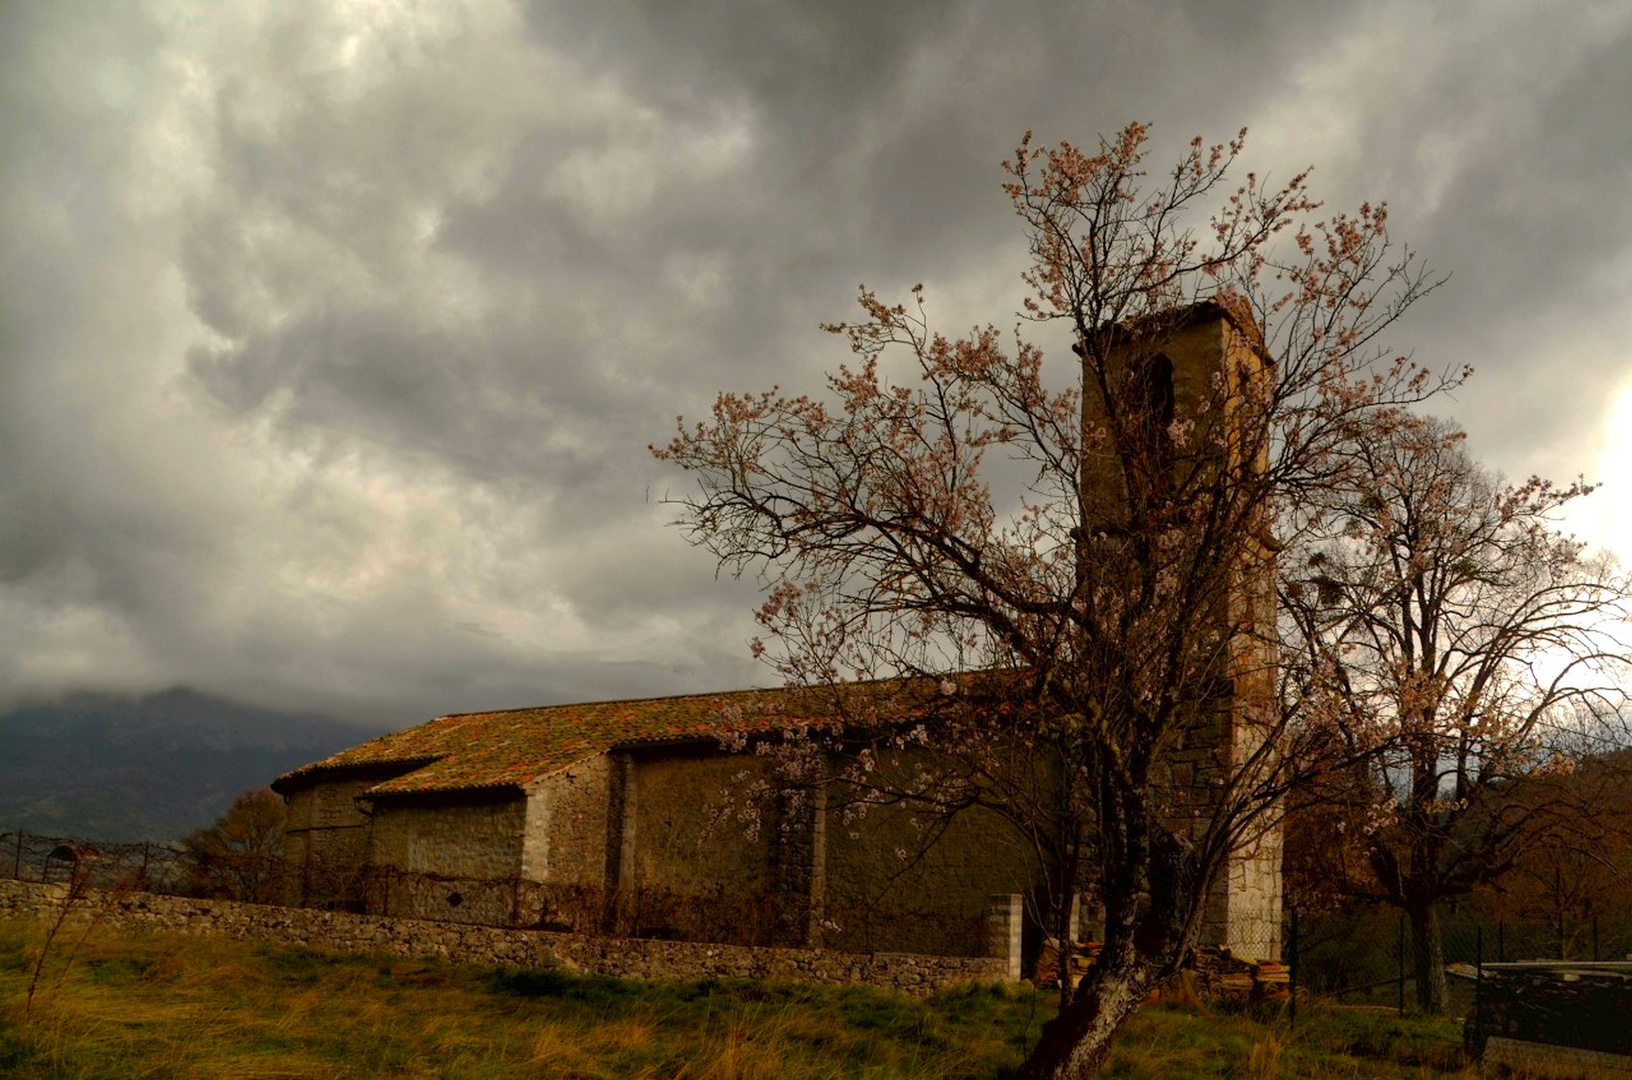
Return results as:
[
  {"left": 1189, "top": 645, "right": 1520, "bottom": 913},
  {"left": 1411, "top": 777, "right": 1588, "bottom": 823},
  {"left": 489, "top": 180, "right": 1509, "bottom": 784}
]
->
[
  {"left": 0, "top": 0, "right": 782, "bottom": 721},
  {"left": 171, "top": 6, "right": 783, "bottom": 483},
  {"left": 521, "top": 0, "right": 945, "bottom": 129},
  {"left": 2, "top": 0, "right": 1628, "bottom": 725},
  {"left": 518, "top": 0, "right": 1373, "bottom": 303}
]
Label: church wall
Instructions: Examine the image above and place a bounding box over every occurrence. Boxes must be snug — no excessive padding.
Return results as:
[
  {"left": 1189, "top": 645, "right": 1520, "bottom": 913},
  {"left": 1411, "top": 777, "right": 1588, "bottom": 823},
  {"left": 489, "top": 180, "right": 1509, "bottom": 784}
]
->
[
  {"left": 1087, "top": 308, "right": 1283, "bottom": 960},
  {"left": 284, "top": 776, "right": 373, "bottom": 865},
  {"left": 822, "top": 760, "right": 1043, "bottom": 958},
  {"left": 617, "top": 750, "right": 784, "bottom": 942},
  {"left": 516, "top": 756, "right": 612, "bottom": 933},
  {"left": 525, "top": 755, "right": 611, "bottom": 888},
  {"left": 367, "top": 792, "right": 528, "bottom": 927},
  {"left": 282, "top": 773, "right": 389, "bottom": 906},
  {"left": 1218, "top": 822, "right": 1283, "bottom": 958},
  {"left": 368, "top": 792, "right": 527, "bottom": 879}
]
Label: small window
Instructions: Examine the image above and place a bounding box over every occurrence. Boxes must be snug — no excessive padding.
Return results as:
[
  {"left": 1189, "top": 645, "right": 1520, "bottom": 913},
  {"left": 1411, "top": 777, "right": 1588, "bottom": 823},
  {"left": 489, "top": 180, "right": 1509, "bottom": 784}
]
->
[{"left": 1143, "top": 354, "right": 1175, "bottom": 432}]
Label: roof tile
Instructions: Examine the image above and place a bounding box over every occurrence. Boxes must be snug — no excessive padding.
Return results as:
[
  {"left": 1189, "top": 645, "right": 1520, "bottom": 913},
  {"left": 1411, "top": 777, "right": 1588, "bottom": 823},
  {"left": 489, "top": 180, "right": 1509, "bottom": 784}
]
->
[{"left": 272, "top": 681, "right": 931, "bottom": 798}]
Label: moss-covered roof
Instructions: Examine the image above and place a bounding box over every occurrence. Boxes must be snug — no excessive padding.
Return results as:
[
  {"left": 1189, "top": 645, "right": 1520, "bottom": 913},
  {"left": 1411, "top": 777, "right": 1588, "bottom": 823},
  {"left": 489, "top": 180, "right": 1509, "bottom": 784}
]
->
[{"left": 271, "top": 681, "right": 931, "bottom": 799}]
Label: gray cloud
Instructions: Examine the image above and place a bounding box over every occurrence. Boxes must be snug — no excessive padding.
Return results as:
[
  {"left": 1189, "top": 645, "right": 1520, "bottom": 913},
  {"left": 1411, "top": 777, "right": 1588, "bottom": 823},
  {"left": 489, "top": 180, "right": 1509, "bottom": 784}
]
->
[{"left": 3, "top": 0, "right": 1629, "bottom": 727}]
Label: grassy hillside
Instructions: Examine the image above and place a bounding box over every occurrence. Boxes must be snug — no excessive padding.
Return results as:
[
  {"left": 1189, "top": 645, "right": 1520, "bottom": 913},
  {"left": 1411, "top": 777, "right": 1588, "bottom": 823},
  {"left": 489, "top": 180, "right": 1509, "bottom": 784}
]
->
[{"left": 0, "top": 920, "right": 1475, "bottom": 1079}]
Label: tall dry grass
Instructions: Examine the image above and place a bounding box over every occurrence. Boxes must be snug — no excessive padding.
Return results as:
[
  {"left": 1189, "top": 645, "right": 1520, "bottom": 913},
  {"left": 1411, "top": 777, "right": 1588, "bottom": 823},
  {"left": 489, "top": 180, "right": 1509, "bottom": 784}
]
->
[{"left": 1, "top": 919, "right": 1477, "bottom": 1079}]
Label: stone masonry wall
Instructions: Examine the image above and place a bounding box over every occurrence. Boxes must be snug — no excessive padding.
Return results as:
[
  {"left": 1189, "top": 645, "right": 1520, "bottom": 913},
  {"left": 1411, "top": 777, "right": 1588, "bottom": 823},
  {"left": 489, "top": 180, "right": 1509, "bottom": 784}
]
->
[
  {"left": 1079, "top": 309, "right": 1284, "bottom": 962},
  {"left": 1467, "top": 963, "right": 1632, "bottom": 1059},
  {"left": 283, "top": 765, "right": 426, "bottom": 907},
  {"left": 628, "top": 753, "right": 777, "bottom": 895},
  {"left": 619, "top": 752, "right": 782, "bottom": 941},
  {"left": 0, "top": 879, "right": 1005, "bottom": 996},
  {"left": 368, "top": 794, "right": 529, "bottom": 926},
  {"left": 284, "top": 777, "right": 376, "bottom": 878},
  {"left": 1218, "top": 823, "right": 1282, "bottom": 959},
  {"left": 525, "top": 755, "right": 611, "bottom": 888},
  {"left": 825, "top": 762, "right": 1042, "bottom": 958}
]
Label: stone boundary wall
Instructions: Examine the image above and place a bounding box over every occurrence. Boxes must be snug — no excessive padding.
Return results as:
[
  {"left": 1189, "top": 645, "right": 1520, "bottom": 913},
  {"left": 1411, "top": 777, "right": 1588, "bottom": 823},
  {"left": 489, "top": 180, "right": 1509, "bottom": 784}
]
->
[
  {"left": 1482, "top": 1037, "right": 1632, "bottom": 1080},
  {"left": 1465, "top": 962, "right": 1632, "bottom": 1060},
  {"left": 0, "top": 880, "right": 1005, "bottom": 996}
]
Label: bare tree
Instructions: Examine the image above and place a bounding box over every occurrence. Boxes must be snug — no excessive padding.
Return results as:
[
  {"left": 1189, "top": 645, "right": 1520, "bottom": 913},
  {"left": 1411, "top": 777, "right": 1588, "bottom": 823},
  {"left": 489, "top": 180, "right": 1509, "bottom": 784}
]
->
[
  {"left": 1281, "top": 418, "right": 1630, "bottom": 1012},
  {"left": 182, "top": 787, "right": 288, "bottom": 903},
  {"left": 655, "top": 123, "right": 1451, "bottom": 1078},
  {"left": 1504, "top": 757, "right": 1632, "bottom": 959}
]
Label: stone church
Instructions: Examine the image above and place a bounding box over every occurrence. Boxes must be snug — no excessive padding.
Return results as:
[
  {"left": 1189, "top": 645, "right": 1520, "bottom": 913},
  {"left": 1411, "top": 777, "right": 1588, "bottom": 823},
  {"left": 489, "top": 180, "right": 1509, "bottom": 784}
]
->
[{"left": 272, "top": 301, "right": 1283, "bottom": 965}]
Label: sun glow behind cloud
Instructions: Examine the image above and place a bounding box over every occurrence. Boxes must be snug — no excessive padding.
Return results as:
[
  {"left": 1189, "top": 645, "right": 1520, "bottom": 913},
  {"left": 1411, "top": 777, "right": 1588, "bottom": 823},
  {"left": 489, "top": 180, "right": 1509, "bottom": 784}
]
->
[{"left": 1565, "top": 377, "right": 1632, "bottom": 565}]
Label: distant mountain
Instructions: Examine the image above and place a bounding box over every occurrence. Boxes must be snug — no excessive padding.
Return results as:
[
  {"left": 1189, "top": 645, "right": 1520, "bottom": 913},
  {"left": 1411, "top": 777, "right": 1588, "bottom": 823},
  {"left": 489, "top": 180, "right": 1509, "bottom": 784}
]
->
[{"left": 0, "top": 688, "right": 381, "bottom": 842}]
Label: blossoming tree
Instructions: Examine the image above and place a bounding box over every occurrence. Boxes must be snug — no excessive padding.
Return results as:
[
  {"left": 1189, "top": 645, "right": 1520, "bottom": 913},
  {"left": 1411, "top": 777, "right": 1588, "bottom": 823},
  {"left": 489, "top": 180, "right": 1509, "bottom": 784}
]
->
[
  {"left": 1280, "top": 418, "right": 1630, "bottom": 1013},
  {"left": 655, "top": 123, "right": 1453, "bottom": 1078}
]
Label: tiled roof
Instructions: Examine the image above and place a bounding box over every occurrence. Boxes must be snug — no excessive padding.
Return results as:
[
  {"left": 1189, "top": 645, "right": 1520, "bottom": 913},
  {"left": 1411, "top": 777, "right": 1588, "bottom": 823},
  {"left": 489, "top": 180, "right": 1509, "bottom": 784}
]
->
[{"left": 272, "top": 681, "right": 936, "bottom": 799}]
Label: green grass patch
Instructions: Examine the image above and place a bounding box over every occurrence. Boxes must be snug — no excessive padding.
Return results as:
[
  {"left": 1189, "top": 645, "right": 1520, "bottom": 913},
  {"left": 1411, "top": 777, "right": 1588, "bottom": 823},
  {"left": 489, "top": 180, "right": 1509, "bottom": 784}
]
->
[{"left": 1, "top": 918, "right": 1475, "bottom": 1078}]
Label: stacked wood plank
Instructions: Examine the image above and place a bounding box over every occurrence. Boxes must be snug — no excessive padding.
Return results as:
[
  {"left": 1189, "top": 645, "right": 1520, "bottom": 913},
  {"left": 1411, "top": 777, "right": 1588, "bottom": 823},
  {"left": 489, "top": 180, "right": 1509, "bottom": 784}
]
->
[
  {"left": 1250, "top": 958, "right": 1291, "bottom": 1002},
  {"left": 1189, "top": 945, "right": 1291, "bottom": 1002},
  {"left": 1033, "top": 936, "right": 1101, "bottom": 990},
  {"left": 1034, "top": 939, "right": 1289, "bottom": 1003}
]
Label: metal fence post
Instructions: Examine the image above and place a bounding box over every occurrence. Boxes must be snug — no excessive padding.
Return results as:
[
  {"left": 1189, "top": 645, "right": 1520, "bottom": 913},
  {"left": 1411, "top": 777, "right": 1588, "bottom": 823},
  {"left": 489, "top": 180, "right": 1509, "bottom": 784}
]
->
[
  {"left": 1289, "top": 908, "right": 1299, "bottom": 1029},
  {"left": 1476, "top": 925, "right": 1483, "bottom": 996},
  {"left": 11, "top": 831, "right": 21, "bottom": 880},
  {"left": 1474, "top": 924, "right": 1484, "bottom": 1050},
  {"left": 1398, "top": 911, "right": 1406, "bottom": 1016}
]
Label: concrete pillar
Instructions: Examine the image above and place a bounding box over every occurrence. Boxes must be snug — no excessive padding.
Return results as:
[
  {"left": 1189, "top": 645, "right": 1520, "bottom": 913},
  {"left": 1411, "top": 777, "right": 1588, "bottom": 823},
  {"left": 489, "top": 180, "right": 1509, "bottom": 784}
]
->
[
  {"left": 807, "top": 784, "right": 828, "bottom": 948},
  {"left": 986, "top": 893, "right": 1024, "bottom": 981},
  {"left": 1221, "top": 823, "right": 1282, "bottom": 960},
  {"left": 519, "top": 787, "right": 552, "bottom": 882},
  {"left": 602, "top": 752, "right": 637, "bottom": 933}
]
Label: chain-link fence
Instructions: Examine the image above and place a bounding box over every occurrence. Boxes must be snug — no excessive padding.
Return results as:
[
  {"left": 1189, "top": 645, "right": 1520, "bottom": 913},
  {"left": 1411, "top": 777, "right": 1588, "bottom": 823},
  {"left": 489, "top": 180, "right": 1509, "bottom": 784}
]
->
[
  {"left": 13, "top": 826, "right": 1618, "bottom": 1007},
  {"left": 1, "top": 829, "right": 190, "bottom": 894},
  {"left": 1293, "top": 905, "right": 1632, "bottom": 1018},
  {"left": 0, "top": 828, "right": 997, "bottom": 954}
]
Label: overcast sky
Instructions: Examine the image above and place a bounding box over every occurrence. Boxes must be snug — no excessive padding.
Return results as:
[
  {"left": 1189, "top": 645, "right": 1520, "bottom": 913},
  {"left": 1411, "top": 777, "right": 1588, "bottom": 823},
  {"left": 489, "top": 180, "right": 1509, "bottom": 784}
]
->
[{"left": 3, "top": 0, "right": 1630, "bottom": 729}]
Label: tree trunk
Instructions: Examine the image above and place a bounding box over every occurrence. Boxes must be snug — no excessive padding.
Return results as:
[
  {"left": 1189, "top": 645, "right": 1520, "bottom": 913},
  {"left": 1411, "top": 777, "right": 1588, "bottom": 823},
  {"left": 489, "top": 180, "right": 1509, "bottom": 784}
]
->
[
  {"left": 1019, "top": 950, "right": 1157, "bottom": 1080},
  {"left": 1407, "top": 897, "right": 1448, "bottom": 1014}
]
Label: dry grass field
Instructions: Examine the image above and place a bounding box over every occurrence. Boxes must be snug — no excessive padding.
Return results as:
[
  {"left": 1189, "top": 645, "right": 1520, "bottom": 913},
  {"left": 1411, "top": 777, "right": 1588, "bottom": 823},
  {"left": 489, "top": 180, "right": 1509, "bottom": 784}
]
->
[{"left": 1, "top": 918, "right": 1477, "bottom": 1079}]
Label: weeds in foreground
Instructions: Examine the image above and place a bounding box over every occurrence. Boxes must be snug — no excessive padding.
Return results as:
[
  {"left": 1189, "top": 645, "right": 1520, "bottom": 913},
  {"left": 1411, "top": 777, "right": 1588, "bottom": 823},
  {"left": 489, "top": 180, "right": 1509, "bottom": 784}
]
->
[
  {"left": 1, "top": 920, "right": 1476, "bottom": 1079},
  {"left": 21, "top": 862, "right": 103, "bottom": 1017}
]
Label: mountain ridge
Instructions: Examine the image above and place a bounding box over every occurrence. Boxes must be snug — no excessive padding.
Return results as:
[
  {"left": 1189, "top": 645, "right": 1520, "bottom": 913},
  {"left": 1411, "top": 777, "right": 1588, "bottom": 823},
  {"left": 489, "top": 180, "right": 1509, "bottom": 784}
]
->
[{"left": 0, "top": 687, "right": 384, "bottom": 842}]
